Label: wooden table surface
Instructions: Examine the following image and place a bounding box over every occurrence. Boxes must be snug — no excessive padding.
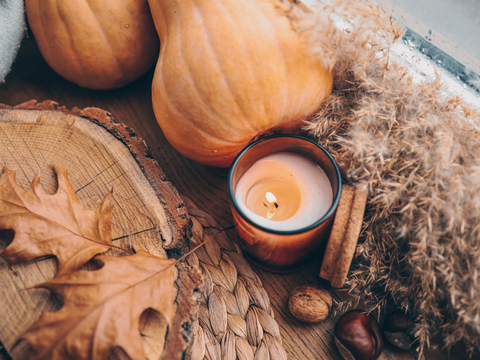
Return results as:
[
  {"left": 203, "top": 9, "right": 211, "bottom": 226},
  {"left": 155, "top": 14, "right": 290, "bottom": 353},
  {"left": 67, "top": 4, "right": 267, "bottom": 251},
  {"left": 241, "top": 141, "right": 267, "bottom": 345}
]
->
[{"left": 0, "top": 36, "right": 468, "bottom": 360}]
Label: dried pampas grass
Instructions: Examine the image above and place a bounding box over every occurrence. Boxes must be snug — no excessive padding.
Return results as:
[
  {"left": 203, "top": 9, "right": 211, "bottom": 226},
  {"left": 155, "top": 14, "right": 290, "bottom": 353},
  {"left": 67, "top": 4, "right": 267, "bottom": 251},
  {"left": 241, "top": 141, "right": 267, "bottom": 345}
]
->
[{"left": 285, "top": 0, "right": 480, "bottom": 357}]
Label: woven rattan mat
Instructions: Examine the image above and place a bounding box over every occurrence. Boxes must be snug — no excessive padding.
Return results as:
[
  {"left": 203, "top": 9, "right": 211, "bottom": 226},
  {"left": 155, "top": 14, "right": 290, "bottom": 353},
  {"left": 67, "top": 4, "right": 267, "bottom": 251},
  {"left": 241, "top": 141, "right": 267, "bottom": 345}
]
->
[{"left": 182, "top": 197, "right": 287, "bottom": 360}]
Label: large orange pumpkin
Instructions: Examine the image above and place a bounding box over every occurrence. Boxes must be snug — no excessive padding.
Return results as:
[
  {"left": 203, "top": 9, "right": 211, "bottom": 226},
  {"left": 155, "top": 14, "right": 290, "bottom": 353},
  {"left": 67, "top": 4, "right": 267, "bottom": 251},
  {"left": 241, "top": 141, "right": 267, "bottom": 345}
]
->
[
  {"left": 26, "top": 0, "right": 159, "bottom": 90},
  {"left": 148, "top": 0, "right": 333, "bottom": 167}
]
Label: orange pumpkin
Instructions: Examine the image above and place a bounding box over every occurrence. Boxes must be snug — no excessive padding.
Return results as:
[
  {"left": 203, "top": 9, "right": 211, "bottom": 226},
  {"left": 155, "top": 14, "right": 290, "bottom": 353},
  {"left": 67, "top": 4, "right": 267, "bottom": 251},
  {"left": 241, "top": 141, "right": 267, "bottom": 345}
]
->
[
  {"left": 26, "top": 0, "right": 159, "bottom": 90},
  {"left": 148, "top": 0, "right": 333, "bottom": 167}
]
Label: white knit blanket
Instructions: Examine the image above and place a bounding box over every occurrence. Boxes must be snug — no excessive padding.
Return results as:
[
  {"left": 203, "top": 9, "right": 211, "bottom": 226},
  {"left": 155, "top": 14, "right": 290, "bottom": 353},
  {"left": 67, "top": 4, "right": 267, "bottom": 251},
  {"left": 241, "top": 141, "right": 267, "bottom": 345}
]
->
[{"left": 0, "top": 0, "right": 25, "bottom": 83}]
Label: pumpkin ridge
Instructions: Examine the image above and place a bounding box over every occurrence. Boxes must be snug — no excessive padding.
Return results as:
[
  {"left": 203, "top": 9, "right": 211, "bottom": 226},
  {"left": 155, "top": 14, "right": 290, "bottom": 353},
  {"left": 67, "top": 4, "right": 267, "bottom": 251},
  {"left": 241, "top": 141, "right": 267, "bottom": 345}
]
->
[
  {"left": 153, "top": 3, "right": 225, "bottom": 134},
  {"left": 159, "top": 104, "right": 241, "bottom": 149},
  {"left": 180, "top": 10, "right": 224, "bottom": 121},
  {"left": 155, "top": 3, "right": 256, "bottom": 138},
  {"left": 203, "top": 1, "right": 291, "bottom": 133},
  {"left": 213, "top": 0, "right": 258, "bottom": 114},
  {"left": 191, "top": 2, "right": 250, "bottom": 124},
  {"left": 54, "top": 1, "right": 87, "bottom": 77},
  {"left": 155, "top": 37, "right": 232, "bottom": 144},
  {"left": 267, "top": 3, "right": 292, "bottom": 123},
  {"left": 215, "top": 0, "right": 290, "bottom": 128},
  {"left": 115, "top": 0, "right": 131, "bottom": 18},
  {"left": 114, "top": 0, "right": 146, "bottom": 41},
  {"left": 84, "top": 0, "right": 123, "bottom": 74},
  {"left": 153, "top": 68, "right": 238, "bottom": 149},
  {"left": 29, "top": 2, "right": 53, "bottom": 72},
  {"left": 254, "top": 1, "right": 291, "bottom": 120}
]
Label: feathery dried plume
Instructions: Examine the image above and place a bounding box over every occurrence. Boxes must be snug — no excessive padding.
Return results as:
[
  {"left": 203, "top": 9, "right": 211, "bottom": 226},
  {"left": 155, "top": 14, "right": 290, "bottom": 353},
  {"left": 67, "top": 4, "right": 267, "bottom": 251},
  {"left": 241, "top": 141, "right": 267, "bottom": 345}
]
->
[{"left": 285, "top": 0, "right": 480, "bottom": 357}]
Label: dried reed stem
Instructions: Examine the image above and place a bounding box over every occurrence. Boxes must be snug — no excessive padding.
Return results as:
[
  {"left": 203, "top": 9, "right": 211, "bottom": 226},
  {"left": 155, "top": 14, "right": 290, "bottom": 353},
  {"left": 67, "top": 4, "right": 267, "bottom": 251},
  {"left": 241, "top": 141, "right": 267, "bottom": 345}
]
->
[{"left": 285, "top": 0, "right": 480, "bottom": 357}]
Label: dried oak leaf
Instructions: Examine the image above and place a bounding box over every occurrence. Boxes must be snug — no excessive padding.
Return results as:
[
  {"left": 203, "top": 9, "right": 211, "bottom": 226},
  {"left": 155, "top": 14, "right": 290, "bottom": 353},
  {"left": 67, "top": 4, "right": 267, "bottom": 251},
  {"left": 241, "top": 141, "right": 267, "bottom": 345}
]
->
[
  {"left": 0, "top": 166, "right": 113, "bottom": 274},
  {"left": 23, "top": 247, "right": 176, "bottom": 360}
]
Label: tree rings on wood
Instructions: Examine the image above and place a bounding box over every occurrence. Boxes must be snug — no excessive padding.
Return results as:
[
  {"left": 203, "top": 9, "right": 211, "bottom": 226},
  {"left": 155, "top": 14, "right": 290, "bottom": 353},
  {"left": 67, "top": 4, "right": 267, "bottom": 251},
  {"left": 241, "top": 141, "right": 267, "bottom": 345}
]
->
[{"left": 0, "top": 100, "right": 201, "bottom": 360}]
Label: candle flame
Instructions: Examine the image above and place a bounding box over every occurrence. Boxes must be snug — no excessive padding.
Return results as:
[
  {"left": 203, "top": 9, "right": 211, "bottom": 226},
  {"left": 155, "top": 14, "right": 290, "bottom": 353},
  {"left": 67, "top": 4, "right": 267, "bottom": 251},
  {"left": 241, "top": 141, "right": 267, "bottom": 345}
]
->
[
  {"left": 265, "top": 192, "right": 277, "bottom": 203},
  {"left": 265, "top": 192, "right": 278, "bottom": 220}
]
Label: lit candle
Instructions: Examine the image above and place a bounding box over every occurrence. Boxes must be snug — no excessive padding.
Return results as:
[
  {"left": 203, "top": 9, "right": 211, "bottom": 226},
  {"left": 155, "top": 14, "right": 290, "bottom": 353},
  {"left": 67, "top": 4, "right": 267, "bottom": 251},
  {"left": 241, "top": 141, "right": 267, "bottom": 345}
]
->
[
  {"left": 235, "top": 153, "right": 333, "bottom": 231},
  {"left": 228, "top": 135, "right": 342, "bottom": 272}
]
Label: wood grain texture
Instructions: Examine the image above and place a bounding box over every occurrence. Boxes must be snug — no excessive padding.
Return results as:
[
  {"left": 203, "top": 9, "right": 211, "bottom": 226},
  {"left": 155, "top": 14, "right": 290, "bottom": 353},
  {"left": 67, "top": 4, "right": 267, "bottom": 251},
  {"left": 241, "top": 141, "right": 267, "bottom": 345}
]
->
[
  {"left": 0, "top": 103, "right": 201, "bottom": 360},
  {"left": 0, "top": 36, "right": 471, "bottom": 360}
]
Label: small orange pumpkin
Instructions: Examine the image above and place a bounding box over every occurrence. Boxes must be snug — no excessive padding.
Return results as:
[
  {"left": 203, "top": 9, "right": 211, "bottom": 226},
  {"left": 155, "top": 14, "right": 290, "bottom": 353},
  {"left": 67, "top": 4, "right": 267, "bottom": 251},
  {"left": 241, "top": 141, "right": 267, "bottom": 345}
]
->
[
  {"left": 26, "top": 0, "right": 159, "bottom": 90},
  {"left": 148, "top": 0, "right": 333, "bottom": 167}
]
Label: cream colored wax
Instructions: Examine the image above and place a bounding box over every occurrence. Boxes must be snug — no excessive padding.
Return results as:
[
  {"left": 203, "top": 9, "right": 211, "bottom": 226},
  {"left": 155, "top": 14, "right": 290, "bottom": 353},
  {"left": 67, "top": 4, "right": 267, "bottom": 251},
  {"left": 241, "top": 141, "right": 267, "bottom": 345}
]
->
[{"left": 235, "top": 152, "right": 333, "bottom": 231}]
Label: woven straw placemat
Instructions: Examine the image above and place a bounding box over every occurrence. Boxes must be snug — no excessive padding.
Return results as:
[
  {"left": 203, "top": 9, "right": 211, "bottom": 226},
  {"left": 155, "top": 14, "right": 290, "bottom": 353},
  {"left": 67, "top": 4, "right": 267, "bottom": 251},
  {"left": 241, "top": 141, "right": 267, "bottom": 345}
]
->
[{"left": 182, "top": 197, "right": 287, "bottom": 360}]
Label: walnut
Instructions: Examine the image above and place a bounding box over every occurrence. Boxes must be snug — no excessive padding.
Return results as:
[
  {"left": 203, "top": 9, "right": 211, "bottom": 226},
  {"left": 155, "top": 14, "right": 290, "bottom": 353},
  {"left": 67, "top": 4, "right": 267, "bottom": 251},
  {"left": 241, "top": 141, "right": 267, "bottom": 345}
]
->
[{"left": 288, "top": 284, "right": 332, "bottom": 323}]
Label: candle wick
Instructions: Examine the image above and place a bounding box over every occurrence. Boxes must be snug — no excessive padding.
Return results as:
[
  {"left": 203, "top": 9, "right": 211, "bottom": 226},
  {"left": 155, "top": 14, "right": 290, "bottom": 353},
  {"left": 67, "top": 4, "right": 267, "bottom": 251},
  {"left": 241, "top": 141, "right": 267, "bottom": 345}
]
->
[
  {"left": 267, "top": 208, "right": 275, "bottom": 220},
  {"left": 266, "top": 202, "right": 277, "bottom": 220}
]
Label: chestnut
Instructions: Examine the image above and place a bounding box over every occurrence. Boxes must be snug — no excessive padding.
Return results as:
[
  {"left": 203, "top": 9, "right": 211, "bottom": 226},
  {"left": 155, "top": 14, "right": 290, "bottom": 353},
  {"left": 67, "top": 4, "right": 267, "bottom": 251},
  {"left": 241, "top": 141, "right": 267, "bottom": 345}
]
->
[
  {"left": 334, "top": 310, "right": 383, "bottom": 360},
  {"left": 383, "top": 311, "right": 414, "bottom": 350}
]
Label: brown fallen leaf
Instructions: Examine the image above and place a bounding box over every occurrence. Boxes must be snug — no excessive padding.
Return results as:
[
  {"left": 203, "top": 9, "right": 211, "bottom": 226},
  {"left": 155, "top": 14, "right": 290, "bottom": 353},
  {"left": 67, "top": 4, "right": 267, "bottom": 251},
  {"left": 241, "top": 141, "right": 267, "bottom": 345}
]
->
[
  {"left": 0, "top": 166, "right": 115, "bottom": 274},
  {"left": 23, "top": 247, "right": 176, "bottom": 360},
  {"left": 0, "top": 166, "right": 229, "bottom": 359}
]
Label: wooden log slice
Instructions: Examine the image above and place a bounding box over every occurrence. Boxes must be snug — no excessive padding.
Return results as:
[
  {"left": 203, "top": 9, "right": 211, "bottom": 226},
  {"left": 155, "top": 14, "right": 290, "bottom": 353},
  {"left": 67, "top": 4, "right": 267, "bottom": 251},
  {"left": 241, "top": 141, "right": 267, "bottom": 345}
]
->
[{"left": 0, "top": 100, "right": 202, "bottom": 360}]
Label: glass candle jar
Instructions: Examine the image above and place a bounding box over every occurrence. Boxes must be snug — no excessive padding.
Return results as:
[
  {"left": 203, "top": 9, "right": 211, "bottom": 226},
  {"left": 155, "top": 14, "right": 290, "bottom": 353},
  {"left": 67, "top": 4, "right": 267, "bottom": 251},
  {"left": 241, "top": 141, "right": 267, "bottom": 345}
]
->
[{"left": 228, "top": 135, "right": 342, "bottom": 272}]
